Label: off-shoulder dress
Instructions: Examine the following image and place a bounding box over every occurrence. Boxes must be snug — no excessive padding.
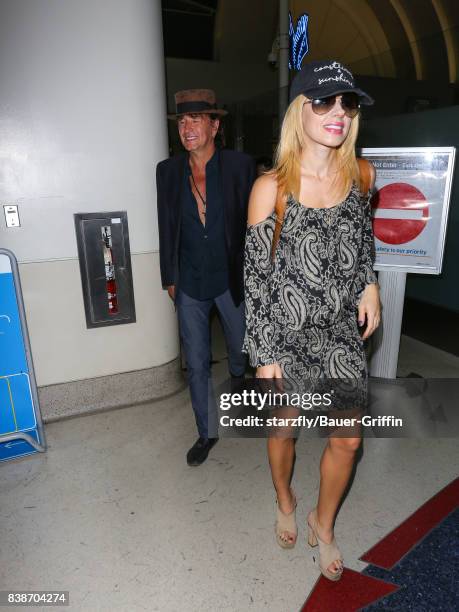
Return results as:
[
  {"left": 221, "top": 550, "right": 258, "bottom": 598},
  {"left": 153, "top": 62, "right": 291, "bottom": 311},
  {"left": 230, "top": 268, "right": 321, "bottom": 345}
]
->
[{"left": 242, "top": 183, "right": 378, "bottom": 385}]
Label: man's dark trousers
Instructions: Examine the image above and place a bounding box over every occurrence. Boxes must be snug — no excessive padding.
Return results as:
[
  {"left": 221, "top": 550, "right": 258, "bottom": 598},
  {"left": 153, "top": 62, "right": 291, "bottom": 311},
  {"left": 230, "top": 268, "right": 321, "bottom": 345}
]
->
[
  {"left": 156, "top": 148, "right": 256, "bottom": 440},
  {"left": 176, "top": 288, "right": 246, "bottom": 439}
]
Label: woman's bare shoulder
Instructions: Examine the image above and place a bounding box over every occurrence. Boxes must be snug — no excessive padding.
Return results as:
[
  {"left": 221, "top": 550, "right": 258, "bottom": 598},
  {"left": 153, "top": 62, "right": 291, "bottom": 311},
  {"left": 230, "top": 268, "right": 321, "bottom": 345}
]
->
[
  {"left": 247, "top": 173, "right": 278, "bottom": 225},
  {"left": 367, "top": 160, "right": 376, "bottom": 190}
]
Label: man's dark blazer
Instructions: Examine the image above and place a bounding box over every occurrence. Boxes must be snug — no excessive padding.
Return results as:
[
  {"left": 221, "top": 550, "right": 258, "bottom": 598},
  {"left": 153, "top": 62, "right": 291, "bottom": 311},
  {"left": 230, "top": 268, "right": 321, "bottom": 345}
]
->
[{"left": 156, "top": 149, "right": 256, "bottom": 307}]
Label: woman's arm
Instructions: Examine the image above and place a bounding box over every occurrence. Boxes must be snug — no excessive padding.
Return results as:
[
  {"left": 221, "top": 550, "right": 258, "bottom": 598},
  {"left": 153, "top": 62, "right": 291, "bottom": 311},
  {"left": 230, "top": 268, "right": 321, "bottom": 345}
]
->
[
  {"left": 247, "top": 173, "right": 278, "bottom": 224},
  {"left": 357, "top": 161, "right": 381, "bottom": 339},
  {"left": 242, "top": 174, "right": 282, "bottom": 378}
]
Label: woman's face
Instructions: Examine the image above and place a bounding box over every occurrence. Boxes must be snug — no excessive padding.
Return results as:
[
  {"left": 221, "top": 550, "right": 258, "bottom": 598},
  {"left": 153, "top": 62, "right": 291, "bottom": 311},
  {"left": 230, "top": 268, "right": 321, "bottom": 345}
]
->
[{"left": 301, "top": 95, "right": 353, "bottom": 149}]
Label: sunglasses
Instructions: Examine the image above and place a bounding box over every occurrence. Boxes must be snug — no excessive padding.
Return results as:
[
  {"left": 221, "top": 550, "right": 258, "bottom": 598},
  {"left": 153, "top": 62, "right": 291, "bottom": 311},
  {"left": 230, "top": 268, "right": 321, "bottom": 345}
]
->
[{"left": 305, "top": 93, "right": 361, "bottom": 118}]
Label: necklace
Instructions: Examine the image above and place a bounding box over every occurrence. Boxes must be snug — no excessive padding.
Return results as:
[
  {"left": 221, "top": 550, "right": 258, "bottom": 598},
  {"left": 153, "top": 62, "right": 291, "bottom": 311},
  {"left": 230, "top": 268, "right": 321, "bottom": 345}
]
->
[{"left": 190, "top": 172, "right": 206, "bottom": 220}]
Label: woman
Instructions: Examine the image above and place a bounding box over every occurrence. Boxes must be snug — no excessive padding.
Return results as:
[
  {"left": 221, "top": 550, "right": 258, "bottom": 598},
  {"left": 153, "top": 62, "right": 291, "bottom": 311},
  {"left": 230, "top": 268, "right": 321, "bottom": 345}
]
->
[{"left": 242, "top": 60, "right": 381, "bottom": 581}]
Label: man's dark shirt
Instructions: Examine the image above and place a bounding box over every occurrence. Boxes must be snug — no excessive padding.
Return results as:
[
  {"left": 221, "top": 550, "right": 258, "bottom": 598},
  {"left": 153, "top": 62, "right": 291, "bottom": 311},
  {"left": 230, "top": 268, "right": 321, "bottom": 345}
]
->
[
  {"left": 179, "top": 150, "right": 229, "bottom": 300},
  {"left": 156, "top": 148, "right": 256, "bottom": 307}
]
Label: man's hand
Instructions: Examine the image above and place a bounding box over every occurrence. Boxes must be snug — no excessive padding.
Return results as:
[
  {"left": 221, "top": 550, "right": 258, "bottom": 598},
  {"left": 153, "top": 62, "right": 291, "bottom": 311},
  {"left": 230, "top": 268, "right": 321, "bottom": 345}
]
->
[
  {"left": 167, "top": 285, "right": 175, "bottom": 301},
  {"left": 358, "top": 283, "right": 381, "bottom": 340}
]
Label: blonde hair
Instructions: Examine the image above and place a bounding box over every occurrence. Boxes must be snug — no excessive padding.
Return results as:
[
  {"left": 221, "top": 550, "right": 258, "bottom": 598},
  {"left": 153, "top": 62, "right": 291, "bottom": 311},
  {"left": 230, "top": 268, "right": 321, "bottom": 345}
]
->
[{"left": 271, "top": 94, "right": 361, "bottom": 202}]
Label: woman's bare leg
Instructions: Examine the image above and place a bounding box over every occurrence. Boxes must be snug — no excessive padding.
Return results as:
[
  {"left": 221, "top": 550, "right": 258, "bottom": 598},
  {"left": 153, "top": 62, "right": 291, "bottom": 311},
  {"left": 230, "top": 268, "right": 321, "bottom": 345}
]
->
[
  {"left": 267, "top": 437, "right": 296, "bottom": 543},
  {"left": 314, "top": 435, "right": 361, "bottom": 573}
]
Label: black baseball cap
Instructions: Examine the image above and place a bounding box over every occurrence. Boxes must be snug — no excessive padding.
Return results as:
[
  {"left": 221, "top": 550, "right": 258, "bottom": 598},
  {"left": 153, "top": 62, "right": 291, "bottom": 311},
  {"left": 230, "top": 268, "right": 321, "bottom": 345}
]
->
[{"left": 289, "top": 59, "right": 374, "bottom": 105}]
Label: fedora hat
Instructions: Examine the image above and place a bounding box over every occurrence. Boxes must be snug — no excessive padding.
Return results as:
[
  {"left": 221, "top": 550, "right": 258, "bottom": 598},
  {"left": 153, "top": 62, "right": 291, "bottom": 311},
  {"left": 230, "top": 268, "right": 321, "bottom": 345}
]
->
[{"left": 168, "top": 89, "right": 228, "bottom": 119}]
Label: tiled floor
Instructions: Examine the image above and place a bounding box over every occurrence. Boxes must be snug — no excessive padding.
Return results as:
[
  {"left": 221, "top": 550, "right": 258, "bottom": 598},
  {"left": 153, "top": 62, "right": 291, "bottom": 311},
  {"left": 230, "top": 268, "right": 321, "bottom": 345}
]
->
[{"left": 1, "top": 319, "right": 458, "bottom": 611}]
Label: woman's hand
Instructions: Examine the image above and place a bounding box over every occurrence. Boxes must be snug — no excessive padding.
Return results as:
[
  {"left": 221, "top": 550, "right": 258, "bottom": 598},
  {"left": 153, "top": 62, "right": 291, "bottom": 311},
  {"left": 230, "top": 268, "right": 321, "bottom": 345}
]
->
[
  {"left": 256, "top": 362, "right": 283, "bottom": 392},
  {"left": 256, "top": 363, "right": 283, "bottom": 378},
  {"left": 358, "top": 283, "right": 381, "bottom": 340}
]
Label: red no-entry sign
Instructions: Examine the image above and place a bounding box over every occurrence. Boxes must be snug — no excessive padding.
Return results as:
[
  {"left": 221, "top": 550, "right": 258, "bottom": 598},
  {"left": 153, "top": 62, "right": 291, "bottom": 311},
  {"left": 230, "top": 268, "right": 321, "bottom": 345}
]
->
[{"left": 371, "top": 182, "right": 429, "bottom": 245}]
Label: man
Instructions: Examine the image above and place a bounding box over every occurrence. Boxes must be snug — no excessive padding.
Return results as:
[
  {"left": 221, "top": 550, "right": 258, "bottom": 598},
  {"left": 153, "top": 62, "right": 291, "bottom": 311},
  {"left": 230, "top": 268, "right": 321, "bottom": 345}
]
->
[{"left": 156, "top": 89, "right": 256, "bottom": 466}]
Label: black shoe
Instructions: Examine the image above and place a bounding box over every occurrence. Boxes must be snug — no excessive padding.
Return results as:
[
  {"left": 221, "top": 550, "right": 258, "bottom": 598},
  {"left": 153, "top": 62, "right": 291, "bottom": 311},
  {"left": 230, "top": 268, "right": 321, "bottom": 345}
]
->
[{"left": 186, "top": 437, "right": 218, "bottom": 466}]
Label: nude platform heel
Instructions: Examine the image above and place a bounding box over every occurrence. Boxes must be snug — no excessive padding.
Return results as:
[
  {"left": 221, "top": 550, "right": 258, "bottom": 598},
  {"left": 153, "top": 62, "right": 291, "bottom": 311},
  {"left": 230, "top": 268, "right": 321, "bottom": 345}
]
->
[
  {"left": 307, "top": 508, "right": 344, "bottom": 581},
  {"left": 275, "top": 489, "right": 297, "bottom": 549}
]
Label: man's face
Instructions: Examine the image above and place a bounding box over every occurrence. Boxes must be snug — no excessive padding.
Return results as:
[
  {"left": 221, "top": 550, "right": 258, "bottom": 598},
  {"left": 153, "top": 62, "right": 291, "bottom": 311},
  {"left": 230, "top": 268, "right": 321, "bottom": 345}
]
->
[{"left": 177, "top": 113, "right": 219, "bottom": 152}]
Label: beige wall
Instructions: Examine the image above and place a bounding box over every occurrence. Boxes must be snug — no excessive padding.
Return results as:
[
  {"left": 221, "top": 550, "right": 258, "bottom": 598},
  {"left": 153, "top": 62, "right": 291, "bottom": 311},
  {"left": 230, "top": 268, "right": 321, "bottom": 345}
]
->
[
  {"left": 19, "top": 253, "right": 178, "bottom": 387},
  {"left": 0, "top": 0, "right": 177, "bottom": 387}
]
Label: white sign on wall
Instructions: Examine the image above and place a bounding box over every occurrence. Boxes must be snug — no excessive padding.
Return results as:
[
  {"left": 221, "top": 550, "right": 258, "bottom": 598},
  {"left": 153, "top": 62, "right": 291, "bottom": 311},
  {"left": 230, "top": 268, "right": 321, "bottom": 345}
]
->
[{"left": 361, "top": 147, "right": 456, "bottom": 274}]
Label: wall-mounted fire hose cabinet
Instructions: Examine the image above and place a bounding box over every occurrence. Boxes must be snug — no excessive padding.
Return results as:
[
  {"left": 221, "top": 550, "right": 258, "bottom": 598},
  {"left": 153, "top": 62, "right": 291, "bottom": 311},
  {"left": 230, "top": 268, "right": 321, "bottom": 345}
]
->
[{"left": 74, "top": 212, "right": 136, "bottom": 328}]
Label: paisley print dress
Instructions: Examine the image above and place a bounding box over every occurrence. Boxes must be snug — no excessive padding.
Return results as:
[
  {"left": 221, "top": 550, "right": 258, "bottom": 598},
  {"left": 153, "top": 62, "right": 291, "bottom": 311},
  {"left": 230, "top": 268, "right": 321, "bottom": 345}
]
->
[{"left": 242, "top": 183, "right": 378, "bottom": 385}]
